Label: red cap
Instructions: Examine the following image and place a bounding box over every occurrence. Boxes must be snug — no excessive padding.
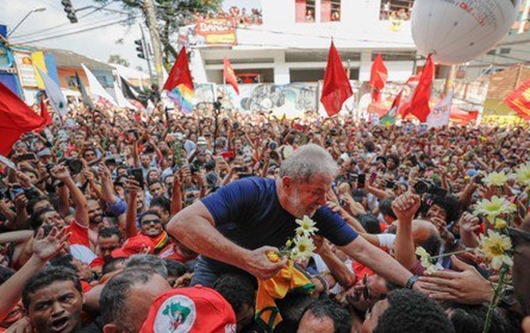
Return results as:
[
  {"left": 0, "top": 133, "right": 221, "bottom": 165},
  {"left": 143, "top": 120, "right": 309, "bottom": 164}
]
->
[
  {"left": 111, "top": 235, "right": 155, "bottom": 258},
  {"left": 139, "top": 286, "right": 236, "bottom": 333}
]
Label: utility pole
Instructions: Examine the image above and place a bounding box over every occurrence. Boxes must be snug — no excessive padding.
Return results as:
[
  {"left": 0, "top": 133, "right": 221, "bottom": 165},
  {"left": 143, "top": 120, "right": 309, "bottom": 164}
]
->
[{"left": 143, "top": 0, "right": 163, "bottom": 87}]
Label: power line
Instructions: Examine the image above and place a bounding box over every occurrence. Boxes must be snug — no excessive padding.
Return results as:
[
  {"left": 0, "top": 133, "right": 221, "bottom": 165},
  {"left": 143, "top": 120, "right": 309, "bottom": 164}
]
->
[
  {"left": 11, "top": 15, "right": 141, "bottom": 45},
  {"left": 12, "top": 2, "right": 126, "bottom": 40},
  {"left": 13, "top": 16, "right": 129, "bottom": 44}
]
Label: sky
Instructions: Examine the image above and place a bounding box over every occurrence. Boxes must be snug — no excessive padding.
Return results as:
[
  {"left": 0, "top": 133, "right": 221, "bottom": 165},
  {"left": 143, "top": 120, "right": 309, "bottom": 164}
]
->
[
  {"left": 0, "top": 0, "right": 148, "bottom": 69},
  {"left": 0, "top": 0, "right": 261, "bottom": 71}
]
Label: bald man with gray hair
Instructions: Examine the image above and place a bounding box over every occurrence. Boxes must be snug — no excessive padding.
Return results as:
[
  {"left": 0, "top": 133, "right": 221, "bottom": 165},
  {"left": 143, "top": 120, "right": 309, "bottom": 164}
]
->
[{"left": 167, "top": 144, "right": 422, "bottom": 290}]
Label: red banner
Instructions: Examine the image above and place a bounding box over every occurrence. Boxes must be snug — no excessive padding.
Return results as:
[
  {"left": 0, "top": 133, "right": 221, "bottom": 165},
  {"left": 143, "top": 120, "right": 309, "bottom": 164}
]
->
[{"left": 504, "top": 79, "right": 530, "bottom": 120}]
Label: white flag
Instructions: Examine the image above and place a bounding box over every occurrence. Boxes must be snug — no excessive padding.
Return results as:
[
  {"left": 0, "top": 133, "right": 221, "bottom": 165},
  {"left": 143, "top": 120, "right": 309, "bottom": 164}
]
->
[
  {"left": 426, "top": 91, "right": 453, "bottom": 128},
  {"left": 81, "top": 64, "right": 117, "bottom": 106},
  {"left": 113, "top": 81, "right": 136, "bottom": 110},
  {"left": 37, "top": 67, "right": 69, "bottom": 116}
]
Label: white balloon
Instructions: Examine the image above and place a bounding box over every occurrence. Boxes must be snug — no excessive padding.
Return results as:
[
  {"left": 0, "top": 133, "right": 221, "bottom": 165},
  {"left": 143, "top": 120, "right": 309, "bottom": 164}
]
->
[{"left": 411, "top": 0, "right": 521, "bottom": 65}]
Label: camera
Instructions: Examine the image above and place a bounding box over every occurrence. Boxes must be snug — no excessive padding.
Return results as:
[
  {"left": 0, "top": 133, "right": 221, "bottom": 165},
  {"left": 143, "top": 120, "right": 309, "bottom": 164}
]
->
[
  {"left": 414, "top": 179, "right": 447, "bottom": 197},
  {"left": 385, "top": 179, "right": 397, "bottom": 190},
  {"left": 63, "top": 157, "right": 83, "bottom": 175}
]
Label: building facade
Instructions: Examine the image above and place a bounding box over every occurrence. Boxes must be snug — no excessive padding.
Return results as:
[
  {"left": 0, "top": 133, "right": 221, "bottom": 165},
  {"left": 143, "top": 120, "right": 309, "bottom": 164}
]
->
[{"left": 187, "top": 0, "right": 421, "bottom": 85}]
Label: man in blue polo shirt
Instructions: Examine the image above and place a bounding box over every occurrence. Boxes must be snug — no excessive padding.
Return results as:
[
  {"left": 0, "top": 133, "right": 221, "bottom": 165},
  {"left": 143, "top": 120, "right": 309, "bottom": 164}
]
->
[{"left": 167, "top": 144, "right": 420, "bottom": 290}]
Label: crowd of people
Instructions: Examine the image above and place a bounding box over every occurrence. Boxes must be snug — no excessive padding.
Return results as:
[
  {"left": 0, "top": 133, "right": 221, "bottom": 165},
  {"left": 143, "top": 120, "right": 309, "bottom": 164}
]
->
[
  {"left": 191, "top": 6, "right": 263, "bottom": 26},
  {"left": 0, "top": 98, "right": 530, "bottom": 333}
]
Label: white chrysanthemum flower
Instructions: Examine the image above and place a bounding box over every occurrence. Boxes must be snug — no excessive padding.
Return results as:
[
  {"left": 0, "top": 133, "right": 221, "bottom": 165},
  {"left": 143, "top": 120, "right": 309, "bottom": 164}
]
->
[
  {"left": 415, "top": 246, "right": 439, "bottom": 273},
  {"left": 473, "top": 196, "right": 516, "bottom": 221},
  {"left": 479, "top": 230, "right": 513, "bottom": 270},
  {"left": 483, "top": 171, "right": 509, "bottom": 187},
  {"left": 295, "top": 215, "right": 319, "bottom": 237},
  {"left": 512, "top": 163, "right": 530, "bottom": 188},
  {"left": 291, "top": 235, "right": 316, "bottom": 262}
]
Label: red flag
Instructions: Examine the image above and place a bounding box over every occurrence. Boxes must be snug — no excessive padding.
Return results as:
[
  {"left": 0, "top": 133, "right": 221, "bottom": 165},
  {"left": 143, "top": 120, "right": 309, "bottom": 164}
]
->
[
  {"left": 503, "top": 79, "right": 530, "bottom": 120},
  {"left": 163, "top": 46, "right": 194, "bottom": 92},
  {"left": 0, "top": 82, "right": 46, "bottom": 156},
  {"left": 408, "top": 55, "right": 435, "bottom": 122},
  {"left": 38, "top": 96, "right": 53, "bottom": 131},
  {"left": 370, "top": 53, "right": 388, "bottom": 102},
  {"left": 320, "top": 41, "right": 353, "bottom": 117},
  {"left": 223, "top": 58, "right": 240, "bottom": 95}
]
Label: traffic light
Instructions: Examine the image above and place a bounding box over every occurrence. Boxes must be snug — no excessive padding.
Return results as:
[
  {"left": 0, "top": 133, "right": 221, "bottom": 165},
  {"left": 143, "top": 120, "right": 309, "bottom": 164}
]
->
[
  {"left": 135, "top": 39, "right": 145, "bottom": 59},
  {"left": 61, "top": 0, "right": 78, "bottom": 23}
]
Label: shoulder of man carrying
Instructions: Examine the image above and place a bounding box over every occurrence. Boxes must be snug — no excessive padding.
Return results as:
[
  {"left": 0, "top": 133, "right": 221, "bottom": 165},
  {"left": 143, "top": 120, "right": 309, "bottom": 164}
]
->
[{"left": 139, "top": 286, "right": 236, "bottom": 333}]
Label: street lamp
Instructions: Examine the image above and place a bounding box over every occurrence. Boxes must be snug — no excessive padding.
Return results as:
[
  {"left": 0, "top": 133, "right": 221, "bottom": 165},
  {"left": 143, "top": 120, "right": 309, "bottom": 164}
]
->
[{"left": 8, "top": 7, "right": 47, "bottom": 37}]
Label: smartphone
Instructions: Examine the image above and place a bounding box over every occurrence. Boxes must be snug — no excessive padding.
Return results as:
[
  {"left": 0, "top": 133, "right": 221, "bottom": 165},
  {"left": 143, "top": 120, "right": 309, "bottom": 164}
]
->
[
  {"left": 369, "top": 172, "right": 377, "bottom": 184},
  {"left": 357, "top": 174, "right": 366, "bottom": 189},
  {"left": 127, "top": 168, "right": 144, "bottom": 186},
  {"left": 17, "top": 153, "right": 37, "bottom": 162}
]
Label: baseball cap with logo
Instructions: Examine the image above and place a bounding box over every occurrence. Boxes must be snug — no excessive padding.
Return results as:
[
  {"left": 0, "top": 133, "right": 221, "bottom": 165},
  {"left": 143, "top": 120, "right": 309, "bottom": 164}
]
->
[
  {"left": 139, "top": 286, "right": 236, "bottom": 333},
  {"left": 111, "top": 235, "right": 155, "bottom": 258}
]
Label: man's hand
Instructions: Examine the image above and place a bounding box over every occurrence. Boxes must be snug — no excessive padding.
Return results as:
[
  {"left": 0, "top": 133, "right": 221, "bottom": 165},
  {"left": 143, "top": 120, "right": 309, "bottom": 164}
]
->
[
  {"left": 5, "top": 316, "right": 32, "bottom": 333},
  {"left": 97, "top": 163, "right": 112, "bottom": 181},
  {"left": 50, "top": 165, "right": 71, "bottom": 181},
  {"left": 244, "top": 246, "right": 287, "bottom": 280},
  {"left": 13, "top": 193, "right": 28, "bottom": 212},
  {"left": 418, "top": 256, "right": 493, "bottom": 304},
  {"left": 32, "top": 227, "right": 69, "bottom": 262},
  {"left": 459, "top": 212, "right": 480, "bottom": 234},
  {"left": 16, "top": 171, "right": 32, "bottom": 188},
  {"left": 392, "top": 193, "right": 421, "bottom": 223},
  {"left": 125, "top": 178, "right": 142, "bottom": 196},
  {"left": 430, "top": 217, "right": 447, "bottom": 233},
  {"left": 343, "top": 196, "right": 366, "bottom": 216},
  {"left": 313, "top": 235, "right": 331, "bottom": 255}
]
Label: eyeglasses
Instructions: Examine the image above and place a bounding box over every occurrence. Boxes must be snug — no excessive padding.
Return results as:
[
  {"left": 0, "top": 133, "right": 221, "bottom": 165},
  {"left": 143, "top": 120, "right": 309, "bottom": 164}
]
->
[{"left": 141, "top": 218, "right": 161, "bottom": 225}]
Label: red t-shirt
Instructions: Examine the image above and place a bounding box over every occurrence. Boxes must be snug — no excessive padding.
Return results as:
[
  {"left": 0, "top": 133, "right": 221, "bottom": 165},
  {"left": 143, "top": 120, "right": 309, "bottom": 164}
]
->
[{"left": 66, "top": 221, "right": 90, "bottom": 247}]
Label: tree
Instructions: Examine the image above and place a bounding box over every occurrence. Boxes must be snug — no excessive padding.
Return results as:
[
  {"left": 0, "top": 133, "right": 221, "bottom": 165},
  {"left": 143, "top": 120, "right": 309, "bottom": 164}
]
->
[
  {"left": 94, "top": 0, "right": 222, "bottom": 69},
  {"left": 108, "top": 54, "right": 130, "bottom": 67}
]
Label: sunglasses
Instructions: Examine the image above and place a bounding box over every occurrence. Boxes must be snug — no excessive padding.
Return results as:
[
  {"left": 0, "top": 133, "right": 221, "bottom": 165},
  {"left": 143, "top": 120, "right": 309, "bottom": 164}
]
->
[{"left": 141, "top": 218, "right": 162, "bottom": 225}]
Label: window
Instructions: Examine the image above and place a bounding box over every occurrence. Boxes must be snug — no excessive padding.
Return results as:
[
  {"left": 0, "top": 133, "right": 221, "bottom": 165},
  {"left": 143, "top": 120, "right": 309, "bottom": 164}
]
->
[
  {"left": 380, "top": 0, "right": 414, "bottom": 21},
  {"left": 499, "top": 48, "right": 511, "bottom": 55},
  {"left": 320, "top": 0, "right": 341, "bottom": 22},
  {"left": 296, "top": 0, "right": 316, "bottom": 23},
  {"left": 296, "top": 0, "right": 340, "bottom": 23},
  {"left": 66, "top": 76, "right": 78, "bottom": 89}
]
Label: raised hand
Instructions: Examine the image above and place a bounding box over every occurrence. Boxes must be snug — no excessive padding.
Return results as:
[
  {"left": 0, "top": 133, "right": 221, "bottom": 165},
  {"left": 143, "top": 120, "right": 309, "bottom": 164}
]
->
[
  {"left": 16, "top": 171, "right": 32, "bottom": 188},
  {"left": 32, "top": 227, "right": 69, "bottom": 262},
  {"left": 125, "top": 178, "right": 142, "bottom": 196},
  {"left": 392, "top": 192, "right": 421, "bottom": 223},
  {"left": 459, "top": 212, "right": 480, "bottom": 234},
  {"left": 50, "top": 165, "right": 71, "bottom": 181},
  {"left": 97, "top": 163, "right": 112, "bottom": 180}
]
